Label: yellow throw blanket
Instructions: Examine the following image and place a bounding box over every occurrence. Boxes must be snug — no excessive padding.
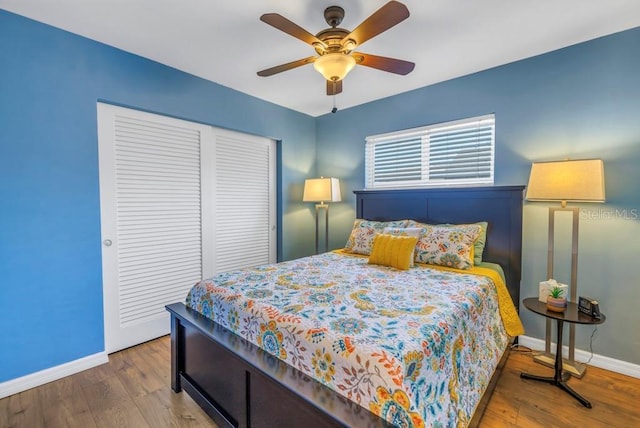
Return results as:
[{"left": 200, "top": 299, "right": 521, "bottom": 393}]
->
[{"left": 334, "top": 249, "right": 525, "bottom": 337}]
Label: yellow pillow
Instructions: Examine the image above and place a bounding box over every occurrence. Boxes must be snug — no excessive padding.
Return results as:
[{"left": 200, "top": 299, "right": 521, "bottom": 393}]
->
[{"left": 368, "top": 233, "right": 419, "bottom": 270}]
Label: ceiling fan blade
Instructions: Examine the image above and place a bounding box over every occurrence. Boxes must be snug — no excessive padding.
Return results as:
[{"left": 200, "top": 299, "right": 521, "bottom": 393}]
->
[
  {"left": 326, "top": 79, "right": 343, "bottom": 96},
  {"left": 260, "top": 13, "right": 327, "bottom": 49},
  {"left": 341, "top": 1, "right": 410, "bottom": 48},
  {"left": 257, "top": 56, "right": 317, "bottom": 77},
  {"left": 352, "top": 52, "right": 415, "bottom": 75}
]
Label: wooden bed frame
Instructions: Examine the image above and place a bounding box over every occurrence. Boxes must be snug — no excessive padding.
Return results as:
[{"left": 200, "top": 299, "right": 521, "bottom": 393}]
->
[{"left": 167, "top": 185, "right": 524, "bottom": 428}]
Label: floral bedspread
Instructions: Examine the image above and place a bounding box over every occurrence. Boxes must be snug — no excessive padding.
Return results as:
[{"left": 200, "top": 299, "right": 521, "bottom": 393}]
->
[{"left": 186, "top": 252, "right": 510, "bottom": 428}]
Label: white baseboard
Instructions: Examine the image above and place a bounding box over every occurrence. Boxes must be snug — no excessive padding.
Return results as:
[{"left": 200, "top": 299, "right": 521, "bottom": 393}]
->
[
  {"left": 518, "top": 335, "right": 640, "bottom": 379},
  {"left": 0, "top": 352, "right": 108, "bottom": 399}
]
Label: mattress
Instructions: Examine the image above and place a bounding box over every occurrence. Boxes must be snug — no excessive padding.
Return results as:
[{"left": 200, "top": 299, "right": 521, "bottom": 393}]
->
[{"left": 186, "top": 251, "right": 518, "bottom": 427}]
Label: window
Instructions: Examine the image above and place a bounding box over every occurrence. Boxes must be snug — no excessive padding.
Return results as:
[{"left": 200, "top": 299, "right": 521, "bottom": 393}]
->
[{"left": 365, "top": 114, "right": 495, "bottom": 189}]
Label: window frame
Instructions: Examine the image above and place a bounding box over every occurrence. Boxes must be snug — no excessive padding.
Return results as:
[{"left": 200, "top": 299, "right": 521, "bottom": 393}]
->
[{"left": 365, "top": 114, "right": 495, "bottom": 189}]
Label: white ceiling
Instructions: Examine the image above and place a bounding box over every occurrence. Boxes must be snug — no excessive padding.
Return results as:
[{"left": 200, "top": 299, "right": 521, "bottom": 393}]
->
[{"left": 2, "top": 1, "right": 640, "bottom": 117}]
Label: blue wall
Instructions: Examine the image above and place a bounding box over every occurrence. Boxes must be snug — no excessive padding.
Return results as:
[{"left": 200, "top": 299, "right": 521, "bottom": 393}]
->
[
  {"left": 0, "top": 10, "right": 317, "bottom": 382},
  {"left": 316, "top": 27, "right": 640, "bottom": 365}
]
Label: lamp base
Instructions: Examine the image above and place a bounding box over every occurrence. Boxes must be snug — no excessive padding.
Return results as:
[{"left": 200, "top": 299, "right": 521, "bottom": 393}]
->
[{"left": 533, "top": 352, "right": 586, "bottom": 378}]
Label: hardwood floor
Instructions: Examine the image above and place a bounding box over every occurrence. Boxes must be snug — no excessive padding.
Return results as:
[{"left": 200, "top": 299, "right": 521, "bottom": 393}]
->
[
  {"left": 0, "top": 337, "right": 216, "bottom": 428},
  {"left": 484, "top": 346, "right": 640, "bottom": 427},
  {"left": 2, "top": 338, "right": 638, "bottom": 427}
]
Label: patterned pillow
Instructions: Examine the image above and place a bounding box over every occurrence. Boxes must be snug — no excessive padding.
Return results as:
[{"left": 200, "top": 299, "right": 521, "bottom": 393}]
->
[
  {"left": 382, "top": 227, "right": 422, "bottom": 267},
  {"left": 408, "top": 220, "right": 488, "bottom": 265},
  {"left": 344, "top": 219, "right": 408, "bottom": 255},
  {"left": 413, "top": 224, "right": 482, "bottom": 269},
  {"left": 368, "top": 233, "right": 419, "bottom": 270}
]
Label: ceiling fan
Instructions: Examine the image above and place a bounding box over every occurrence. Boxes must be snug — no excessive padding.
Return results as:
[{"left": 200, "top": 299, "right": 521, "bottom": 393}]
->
[{"left": 257, "top": 1, "right": 415, "bottom": 96}]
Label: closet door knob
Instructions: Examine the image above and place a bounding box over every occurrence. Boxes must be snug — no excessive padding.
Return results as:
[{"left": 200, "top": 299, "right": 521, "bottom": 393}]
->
[{"left": 103, "top": 239, "right": 113, "bottom": 247}]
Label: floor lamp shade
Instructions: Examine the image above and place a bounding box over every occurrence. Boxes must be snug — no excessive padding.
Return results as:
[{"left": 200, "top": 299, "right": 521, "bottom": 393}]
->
[
  {"left": 303, "top": 177, "right": 342, "bottom": 203},
  {"left": 525, "top": 159, "right": 605, "bottom": 205}
]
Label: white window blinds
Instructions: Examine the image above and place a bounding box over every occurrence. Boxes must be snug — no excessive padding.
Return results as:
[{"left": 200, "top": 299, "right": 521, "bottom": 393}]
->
[{"left": 365, "top": 114, "right": 495, "bottom": 189}]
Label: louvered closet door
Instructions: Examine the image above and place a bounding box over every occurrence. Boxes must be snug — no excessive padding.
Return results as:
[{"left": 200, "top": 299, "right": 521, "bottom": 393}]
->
[
  {"left": 98, "top": 103, "right": 214, "bottom": 353},
  {"left": 210, "top": 128, "right": 276, "bottom": 273}
]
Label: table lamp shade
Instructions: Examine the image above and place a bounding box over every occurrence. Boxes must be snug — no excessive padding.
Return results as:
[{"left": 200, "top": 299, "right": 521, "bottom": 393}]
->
[
  {"left": 303, "top": 177, "right": 341, "bottom": 203},
  {"left": 525, "top": 159, "right": 605, "bottom": 203}
]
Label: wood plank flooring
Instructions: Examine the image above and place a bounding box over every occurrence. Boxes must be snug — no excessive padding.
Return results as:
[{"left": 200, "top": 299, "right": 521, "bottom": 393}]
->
[
  {"left": 1, "top": 337, "right": 638, "bottom": 427},
  {"left": 484, "top": 345, "right": 640, "bottom": 427},
  {"left": 0, "top": 337, "right": 215, "bottom": 428}
]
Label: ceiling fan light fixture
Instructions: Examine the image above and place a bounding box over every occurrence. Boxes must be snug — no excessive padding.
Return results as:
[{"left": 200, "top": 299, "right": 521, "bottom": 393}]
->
[{"left": 313, "top": 53, "right": 356, "bottom": 81}]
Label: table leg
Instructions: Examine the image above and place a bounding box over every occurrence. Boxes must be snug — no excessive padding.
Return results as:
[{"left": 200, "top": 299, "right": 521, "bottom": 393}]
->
[
  {"left": 554, "top": 319, "right": 564, "bottom": 382},
  {"left": 520, "top": 318, "right": 592, "bottom": 408},
  {"left": 558, "top": 380, "right": 592, "bottom": 408}
]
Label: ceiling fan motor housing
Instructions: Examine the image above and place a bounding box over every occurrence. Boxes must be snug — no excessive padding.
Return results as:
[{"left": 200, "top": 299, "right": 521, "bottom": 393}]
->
[
  {"left": 316, "top": 6, "right": 356, "bottom": 55},
  {"left": 315, "top": 28, "right": 350, "bottom": 54}
]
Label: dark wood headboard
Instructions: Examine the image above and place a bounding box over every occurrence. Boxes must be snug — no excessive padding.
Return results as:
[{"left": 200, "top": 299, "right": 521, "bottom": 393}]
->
[{"left": 354, "top": 186, "right": 524, "bottom": 308}]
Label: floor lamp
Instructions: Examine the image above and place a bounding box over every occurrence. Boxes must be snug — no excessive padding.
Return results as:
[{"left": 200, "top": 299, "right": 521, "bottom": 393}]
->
[
  {"left": 303, "top": 177, "right": 341, "bottom": 254},
  {"left": 525, "top": 159, "right": 605, "bottom": 378}
]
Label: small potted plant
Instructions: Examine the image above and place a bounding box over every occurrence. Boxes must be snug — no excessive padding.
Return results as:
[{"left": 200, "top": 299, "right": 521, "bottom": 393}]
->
[{"left": 546, "top": 286, "right": 567, "bottom": 312}]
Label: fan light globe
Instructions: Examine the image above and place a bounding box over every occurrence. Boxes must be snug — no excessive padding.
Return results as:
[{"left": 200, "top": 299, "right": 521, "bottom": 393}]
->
[{"left": 314, "top": 53, "right": 356, "bottom": 81}]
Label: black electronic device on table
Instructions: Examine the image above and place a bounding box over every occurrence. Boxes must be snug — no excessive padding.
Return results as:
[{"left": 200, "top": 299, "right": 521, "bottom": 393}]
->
[{"left": 578, "top": 296, "right": 601, "bottom": 319}]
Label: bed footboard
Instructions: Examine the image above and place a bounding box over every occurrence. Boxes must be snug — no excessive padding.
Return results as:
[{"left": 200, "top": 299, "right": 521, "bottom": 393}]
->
[{"left": 167, "top": 302, "right": 391, "bottom": 428}]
